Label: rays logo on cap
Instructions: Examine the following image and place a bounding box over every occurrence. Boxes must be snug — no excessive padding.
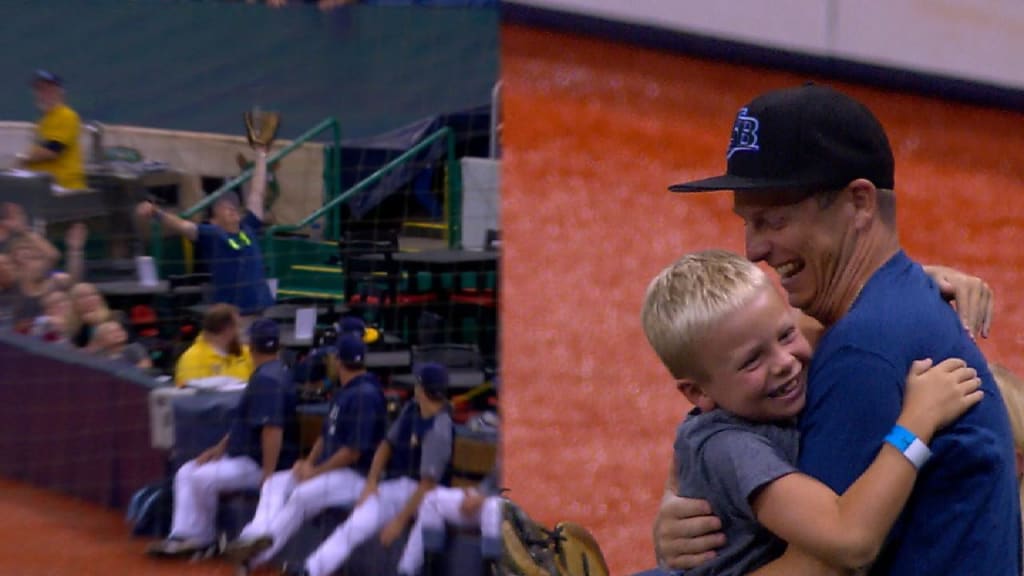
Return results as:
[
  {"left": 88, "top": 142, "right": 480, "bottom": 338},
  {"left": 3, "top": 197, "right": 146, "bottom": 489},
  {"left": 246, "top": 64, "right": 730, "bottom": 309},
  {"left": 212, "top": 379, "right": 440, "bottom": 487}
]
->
[{"left": 727, "top": 107, "right": 760, "bottom": 159}]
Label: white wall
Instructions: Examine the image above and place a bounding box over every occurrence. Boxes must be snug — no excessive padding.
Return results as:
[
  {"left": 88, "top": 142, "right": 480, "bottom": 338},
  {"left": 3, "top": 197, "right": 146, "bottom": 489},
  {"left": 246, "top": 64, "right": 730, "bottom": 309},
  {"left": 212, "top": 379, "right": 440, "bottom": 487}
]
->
[
  {"left": 0, "top": 122, "right": 325, "bottom": 226},
  {"left": 509, "top": 0, "right": 1024, "bottom": 91}
]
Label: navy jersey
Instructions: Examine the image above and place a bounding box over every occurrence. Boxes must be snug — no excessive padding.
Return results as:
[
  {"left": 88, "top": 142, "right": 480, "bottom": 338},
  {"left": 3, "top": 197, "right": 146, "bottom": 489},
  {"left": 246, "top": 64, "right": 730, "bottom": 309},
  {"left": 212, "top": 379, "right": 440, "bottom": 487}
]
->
[
  {"left": 197, "top": 212, "right": 273, "bottom": 315},
  {"left": 226, "top": 359, "right": 300, "bottom": 469},
  {"left": 384, "top": 401, "right": 453, "bottom": 484},
  {"left": 320, "top": 372, "right": 388, "bottom": 474},
  {"left": 798, "top": 251, "right": 1021, "bottom": 575}
]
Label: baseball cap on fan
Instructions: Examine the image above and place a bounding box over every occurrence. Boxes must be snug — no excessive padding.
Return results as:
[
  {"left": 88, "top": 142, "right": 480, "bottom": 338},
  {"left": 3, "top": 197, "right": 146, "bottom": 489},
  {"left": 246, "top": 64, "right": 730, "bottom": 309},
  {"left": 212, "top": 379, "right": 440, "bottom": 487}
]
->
[
  {"left": 31, "top": 69, "right": 63, "bottom": 87},
  {"left": 669, "top": 83, "right": 895, "bottom": 194},
  {"left": 248, "top": 318, "right": 280, "bottom": 354}
]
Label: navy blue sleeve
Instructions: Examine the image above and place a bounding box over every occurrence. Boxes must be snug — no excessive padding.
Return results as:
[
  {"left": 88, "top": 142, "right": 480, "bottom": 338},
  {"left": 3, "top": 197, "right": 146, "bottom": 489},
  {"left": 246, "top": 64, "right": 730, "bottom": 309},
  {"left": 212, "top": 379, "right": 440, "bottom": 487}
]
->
[
  {"left": 386, "top": 401, "right": 415, "bottom": 446},
  {"left": 247, "top": 372, "right": 286, "bottom": 428},
  {"left": 798, "top": 346, "right": 904, "bottom": 493},
  {"left": 196, "top": 223, "right": 223, "bottom": 253},
  {"left": 242, "top": 212, "right": 263, "bottom": 233},
  {"left": 41, "top": 140, "right": 66, "bottom": 153}
]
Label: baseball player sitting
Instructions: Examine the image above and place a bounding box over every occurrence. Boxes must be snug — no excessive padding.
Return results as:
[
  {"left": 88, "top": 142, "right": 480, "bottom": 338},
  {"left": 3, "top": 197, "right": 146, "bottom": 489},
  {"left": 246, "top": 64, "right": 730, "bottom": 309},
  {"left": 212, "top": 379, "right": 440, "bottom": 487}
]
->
[
  {"left": 640, "top": 250, "right": 984, "bottom": 575},
  {"left": 147, "top": 318, "right": 299, "bottom": 558},
  {"left": 221, "top": 333, "right": 389, "bottom": 569},
  {"left": 397, "top": 461, "right": 503, "bottom": 576},
  {"left": 284, "top": 362, "right": 455, "bottom": 576}
]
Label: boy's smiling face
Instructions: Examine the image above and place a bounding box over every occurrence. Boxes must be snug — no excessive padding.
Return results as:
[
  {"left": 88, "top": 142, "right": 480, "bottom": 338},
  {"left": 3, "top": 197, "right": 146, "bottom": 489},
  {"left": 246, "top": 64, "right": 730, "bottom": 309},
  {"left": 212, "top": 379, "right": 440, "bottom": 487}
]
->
[{"left": 679, "top": 282, "right": 812, "bottom": 422}]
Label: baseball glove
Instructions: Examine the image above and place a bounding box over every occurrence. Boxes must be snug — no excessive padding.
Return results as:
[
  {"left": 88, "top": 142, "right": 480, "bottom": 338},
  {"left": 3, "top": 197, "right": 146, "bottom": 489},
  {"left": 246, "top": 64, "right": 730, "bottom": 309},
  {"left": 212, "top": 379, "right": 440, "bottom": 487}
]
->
[
  {"left": 497, "top": 499, "right": 610, "bottom": 576},
  {"left": 243, "top": 110, "right": 280, "bottom": 149}
]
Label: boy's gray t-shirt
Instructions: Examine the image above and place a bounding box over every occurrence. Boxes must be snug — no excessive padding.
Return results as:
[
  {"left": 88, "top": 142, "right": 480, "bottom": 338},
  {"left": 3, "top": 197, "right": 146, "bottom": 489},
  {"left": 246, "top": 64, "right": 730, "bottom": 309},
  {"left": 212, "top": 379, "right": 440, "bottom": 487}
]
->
[{"left": 674, "top": 408, "right": 800, "bottom": 576}]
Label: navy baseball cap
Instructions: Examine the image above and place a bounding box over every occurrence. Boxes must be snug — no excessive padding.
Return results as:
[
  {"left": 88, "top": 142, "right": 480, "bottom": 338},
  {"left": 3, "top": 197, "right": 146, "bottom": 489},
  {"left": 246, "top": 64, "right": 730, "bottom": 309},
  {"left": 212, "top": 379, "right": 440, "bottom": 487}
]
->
[
  {"left": 336, "top": 333, "right": 367, "bottom": 365},
  {"left": 414, "top": 362, "right": 449, "bottom": 398},
  {"left": 32, "top": 69, "right": 63, "bottom": 87},
  {"left": 339, "top": 316, "right": 366, "bottom": 338},
  {"left": 670, "top": 83, "right": 894, "bottom": 194},
  {"left": 249, "top": 318, "right": 280, "bottom": 353}
]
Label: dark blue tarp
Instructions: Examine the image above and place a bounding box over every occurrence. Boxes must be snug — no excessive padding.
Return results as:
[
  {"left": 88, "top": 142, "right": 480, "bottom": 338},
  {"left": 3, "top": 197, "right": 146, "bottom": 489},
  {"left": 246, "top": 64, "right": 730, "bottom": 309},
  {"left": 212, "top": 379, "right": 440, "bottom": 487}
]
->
[{"left": 335, "top": 104, "right": 491, "bottom": 218}]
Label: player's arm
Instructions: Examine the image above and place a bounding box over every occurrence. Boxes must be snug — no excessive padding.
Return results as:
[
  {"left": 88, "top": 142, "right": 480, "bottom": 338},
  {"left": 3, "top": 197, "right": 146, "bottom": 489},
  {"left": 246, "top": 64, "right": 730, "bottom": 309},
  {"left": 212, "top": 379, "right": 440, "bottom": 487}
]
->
[
  {"left": 358, "top": 440, "right": 391, "bottom": 505},
  {"left": 305, "top": 437, "right": 324, "bottom": 466},
  {"left": 751, "top": 356, "right": 981, "bottom": 572},
  {"left": 255, "top": 375, "right": 289, "bottom": 482},
  {"left": 196, "top": 433, "right": 230, "bottom": 464},
  {"left": 260, "top": 425, "right": 283, "bottom": 482},
  {"left": 136, "top": 201, "right": 198, "bottom": 242},
  {"left": 381, "top": 415, "right": 453, "bottom": 544},
  {"left": 312, "top": 446, "right": 359, "bottom": 476}
]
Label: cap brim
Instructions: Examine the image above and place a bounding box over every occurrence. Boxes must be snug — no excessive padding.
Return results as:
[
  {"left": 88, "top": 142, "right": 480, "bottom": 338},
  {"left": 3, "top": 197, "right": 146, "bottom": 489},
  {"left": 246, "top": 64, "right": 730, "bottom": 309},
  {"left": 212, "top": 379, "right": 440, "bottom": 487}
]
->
[{"left": 669, "top": 174, "right": 823, "bottom": 193}]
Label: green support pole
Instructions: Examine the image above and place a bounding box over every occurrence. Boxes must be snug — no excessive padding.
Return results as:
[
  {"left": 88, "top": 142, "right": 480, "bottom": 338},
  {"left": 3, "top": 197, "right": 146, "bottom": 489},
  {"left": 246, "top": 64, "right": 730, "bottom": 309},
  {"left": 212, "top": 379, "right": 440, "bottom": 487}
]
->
[{"left": 445, "top": 130, "right": 462, "bottom": 249}]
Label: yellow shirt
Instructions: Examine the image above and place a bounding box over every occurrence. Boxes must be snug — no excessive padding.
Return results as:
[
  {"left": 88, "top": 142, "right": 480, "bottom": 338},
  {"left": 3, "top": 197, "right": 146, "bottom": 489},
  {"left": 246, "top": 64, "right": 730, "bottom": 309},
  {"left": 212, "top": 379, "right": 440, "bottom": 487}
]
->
[
  {"left": 26, "top": 104, "right": 85, "bottom": 190},
  {"left": 174, "top": 333, "right": 253, "bottom": 388}
]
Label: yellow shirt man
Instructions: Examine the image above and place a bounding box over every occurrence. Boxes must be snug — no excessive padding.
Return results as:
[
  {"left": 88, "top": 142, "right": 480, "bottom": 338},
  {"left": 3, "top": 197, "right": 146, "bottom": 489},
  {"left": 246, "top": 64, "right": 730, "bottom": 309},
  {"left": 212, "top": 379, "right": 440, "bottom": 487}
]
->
[
  {"left": 26, "top": 103, "right": 85, "bottom": 190},
  {"left": 174, "top": 332, "right": 254, "bottom": 388}
]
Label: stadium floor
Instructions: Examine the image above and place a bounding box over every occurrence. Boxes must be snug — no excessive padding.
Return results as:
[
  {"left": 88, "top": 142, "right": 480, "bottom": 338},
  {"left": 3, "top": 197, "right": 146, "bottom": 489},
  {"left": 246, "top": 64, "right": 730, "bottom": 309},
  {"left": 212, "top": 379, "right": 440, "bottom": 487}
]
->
[
  {"left": 501, "top": 23, "right": 1024, "bottom": 575},
  {"left": 0, "top": 478, "right": 254, "bottom": 575}
]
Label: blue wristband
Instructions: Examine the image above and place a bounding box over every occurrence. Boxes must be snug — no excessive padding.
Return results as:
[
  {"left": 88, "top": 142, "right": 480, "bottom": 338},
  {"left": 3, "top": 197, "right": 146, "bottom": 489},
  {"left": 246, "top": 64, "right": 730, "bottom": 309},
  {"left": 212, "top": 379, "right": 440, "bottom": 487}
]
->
[{"left": 885, "top": 424, "right": 932, "bottom": 469}]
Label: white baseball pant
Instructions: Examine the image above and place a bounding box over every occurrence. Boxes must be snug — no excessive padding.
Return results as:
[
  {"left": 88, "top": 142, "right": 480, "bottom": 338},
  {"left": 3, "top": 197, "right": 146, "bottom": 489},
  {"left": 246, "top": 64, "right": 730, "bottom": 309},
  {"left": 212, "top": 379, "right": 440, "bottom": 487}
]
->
[
  {"left": 237, "top": 467, "right": 366, "bottom": 566},
  {"left": 397, "top": 486, "right": 503, "bottom": 576},
  {"left": 169, "top": 456, "right": 262, "bottom": 545},
  {"left": 304, "top": 477, "right": 419, "bottom": 576}
]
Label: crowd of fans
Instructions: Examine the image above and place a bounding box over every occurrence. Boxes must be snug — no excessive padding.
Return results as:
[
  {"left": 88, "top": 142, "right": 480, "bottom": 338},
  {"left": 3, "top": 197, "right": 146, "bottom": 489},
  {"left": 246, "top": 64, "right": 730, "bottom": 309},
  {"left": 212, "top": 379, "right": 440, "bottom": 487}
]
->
[{"left": 0, "top": 202, "right": 151, "bottom": 370}]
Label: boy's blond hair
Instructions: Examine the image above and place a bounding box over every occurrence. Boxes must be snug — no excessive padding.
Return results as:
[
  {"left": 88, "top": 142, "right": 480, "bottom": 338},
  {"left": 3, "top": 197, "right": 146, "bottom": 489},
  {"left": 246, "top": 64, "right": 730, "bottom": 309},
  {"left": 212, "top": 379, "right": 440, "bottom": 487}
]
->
[
  {"left": 641, "top": 249, "right": 767, "bottom": 380},
  {"left": 990, "top": 363, "right": 1024, "bottom": 510}
]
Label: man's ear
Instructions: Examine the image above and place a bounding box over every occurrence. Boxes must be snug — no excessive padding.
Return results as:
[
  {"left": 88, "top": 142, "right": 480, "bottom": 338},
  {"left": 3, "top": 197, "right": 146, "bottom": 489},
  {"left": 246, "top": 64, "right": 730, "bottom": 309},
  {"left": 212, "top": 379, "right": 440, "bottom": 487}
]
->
[
  {"left": 847, "top": 178, "right": 878, "bottom": 231},
  {"left": 677, "top": 378, "right": 716, "bottom": 412}
]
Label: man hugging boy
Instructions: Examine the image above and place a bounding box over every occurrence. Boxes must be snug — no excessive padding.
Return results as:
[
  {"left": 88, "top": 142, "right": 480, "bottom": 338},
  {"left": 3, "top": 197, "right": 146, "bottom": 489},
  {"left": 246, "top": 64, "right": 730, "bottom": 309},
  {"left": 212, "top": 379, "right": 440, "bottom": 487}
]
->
[{"left": 640, "top": 249, "right": 982, "bottom": 575}]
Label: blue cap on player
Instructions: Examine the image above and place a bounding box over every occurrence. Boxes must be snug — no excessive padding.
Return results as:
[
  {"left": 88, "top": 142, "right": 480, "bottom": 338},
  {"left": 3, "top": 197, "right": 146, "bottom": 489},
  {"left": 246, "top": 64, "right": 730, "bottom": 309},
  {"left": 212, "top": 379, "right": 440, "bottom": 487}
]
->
[
  {"left": 339, "top": 316, "right": 366, "bottom": 338},
  {"left": 249, "top": 318, "right": 280, "bottom": 353},
  {"left": 414, "top": 362, "right": 449, "bottom": 399},
  {"left": 336, "top": 333, "right": 367, "bottom": 365}
]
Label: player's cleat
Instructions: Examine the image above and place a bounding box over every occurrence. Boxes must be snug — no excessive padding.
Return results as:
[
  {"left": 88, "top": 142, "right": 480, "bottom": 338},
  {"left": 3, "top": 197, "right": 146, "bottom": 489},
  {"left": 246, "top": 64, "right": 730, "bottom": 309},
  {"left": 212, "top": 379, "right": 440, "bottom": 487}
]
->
[
  {"left": 146, "top": 537, "right": 213, "bottom": 558},
  {"left": 221, "top": 535, "right": 274, "bottom": 564}
]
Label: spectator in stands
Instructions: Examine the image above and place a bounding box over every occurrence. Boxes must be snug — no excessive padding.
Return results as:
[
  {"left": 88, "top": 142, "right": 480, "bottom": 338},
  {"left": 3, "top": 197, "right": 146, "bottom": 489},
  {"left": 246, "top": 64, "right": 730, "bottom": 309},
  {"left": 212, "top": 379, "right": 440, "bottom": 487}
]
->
[
  {"left": 90, "top": 320, "right": 152, "bottom": 370},
  {"left": 2, "top": 205, "right": 85, "bottom": 322},
  {"left": 222, "top": 333, "right": 389, "bottom": 569},
  {"left": 69, "top": 282, "right": 116, "bottom": 348},
  {"left": 174, "top": 303, "right": 254, "bottom": 388},
  {"left": 16, "top": 70, "right": 85, "bottom": 191},
  {"left": 29, "top": 289, "right": 75, "bottom": 344},
  {"left": 136, "top": 144, "right": 274, "bottom": 329},
  {"left": 398, "top": 460, "right": 503, "bottom": 576},
  {"left": 8, "top": 235, "right": 59, "bottom": 329},
  {"left": 147, "top": 318, "right": 300, "bottom": 558},
  {"left": 285, "top": 363, "right": 454, "bottom": 576},
  {"left": 0, "top": 254, "right": 17, "bottom": 328}
]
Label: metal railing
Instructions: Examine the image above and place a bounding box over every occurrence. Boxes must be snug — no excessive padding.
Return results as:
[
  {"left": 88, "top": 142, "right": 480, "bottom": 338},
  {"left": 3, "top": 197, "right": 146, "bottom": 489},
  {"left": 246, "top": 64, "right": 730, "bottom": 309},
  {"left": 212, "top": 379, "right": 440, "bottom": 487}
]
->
[
  {"left": 149, "top": 117, "right": 342, "bottom": 266},
  {"left": 264, "top": 125, "right": 462, "bottom": 278}
]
